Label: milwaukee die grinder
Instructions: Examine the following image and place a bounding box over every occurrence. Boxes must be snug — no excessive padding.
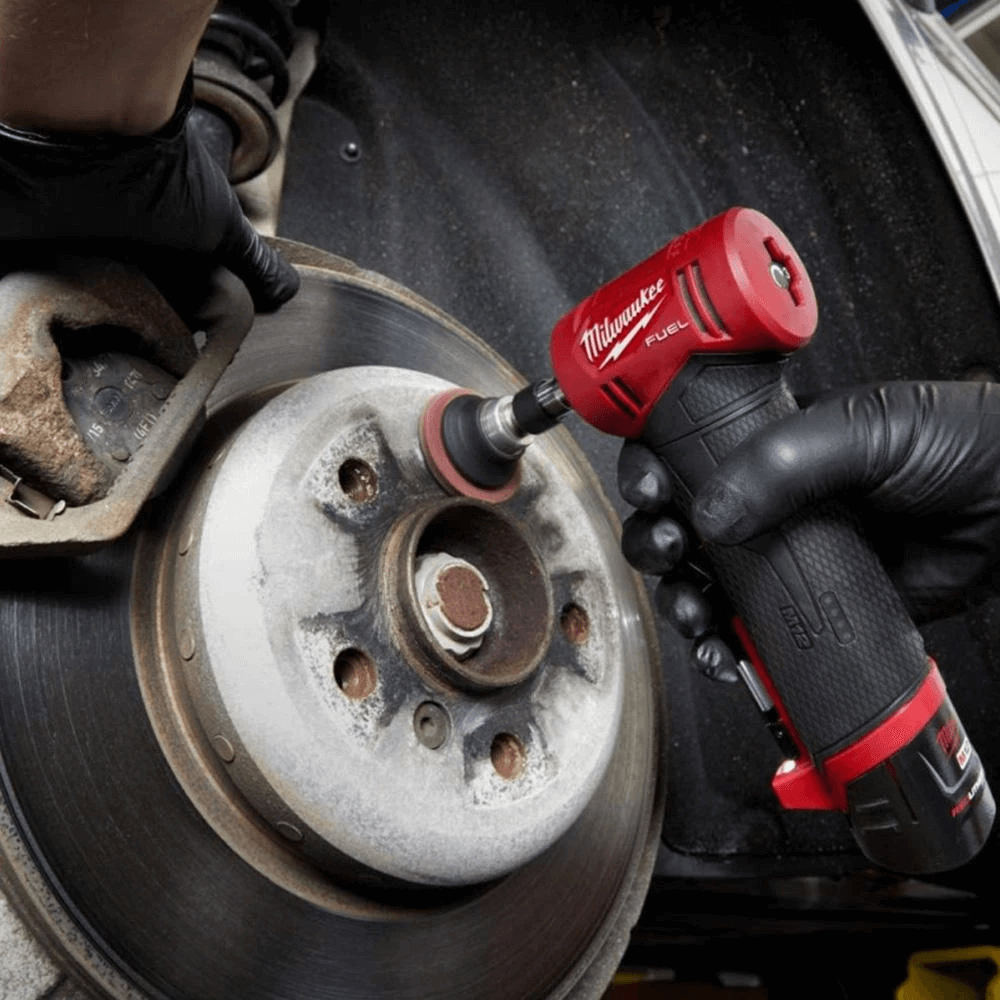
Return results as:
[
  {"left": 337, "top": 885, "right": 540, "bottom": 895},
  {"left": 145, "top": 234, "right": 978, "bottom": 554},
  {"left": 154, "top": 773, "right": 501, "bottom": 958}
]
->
[{"left": 420, "top": 207, "right": 995, "bottom": 874}]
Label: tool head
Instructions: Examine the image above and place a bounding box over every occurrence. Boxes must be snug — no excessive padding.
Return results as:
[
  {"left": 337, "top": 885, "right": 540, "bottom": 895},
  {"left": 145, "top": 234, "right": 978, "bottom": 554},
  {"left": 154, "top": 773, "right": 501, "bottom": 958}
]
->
[
  {"left": 550, "top": 207, "right": 818, "bottom": 438},
  {"left": 420, "top": 388, "right": 522, "bottom": 501}
]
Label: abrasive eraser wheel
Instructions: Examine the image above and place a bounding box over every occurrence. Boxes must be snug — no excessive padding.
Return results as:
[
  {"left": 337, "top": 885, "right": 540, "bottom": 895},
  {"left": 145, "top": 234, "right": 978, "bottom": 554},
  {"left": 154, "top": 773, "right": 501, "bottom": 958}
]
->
[{"left": 419, "top": 388, "right": 521, "bottom": 503}]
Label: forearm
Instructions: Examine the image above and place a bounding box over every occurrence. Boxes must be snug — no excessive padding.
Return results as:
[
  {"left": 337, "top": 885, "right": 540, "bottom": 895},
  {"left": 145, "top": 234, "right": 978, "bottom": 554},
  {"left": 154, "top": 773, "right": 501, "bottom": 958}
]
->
[{"left": 0, "top": 1, "right": 215, "bottom": 134}]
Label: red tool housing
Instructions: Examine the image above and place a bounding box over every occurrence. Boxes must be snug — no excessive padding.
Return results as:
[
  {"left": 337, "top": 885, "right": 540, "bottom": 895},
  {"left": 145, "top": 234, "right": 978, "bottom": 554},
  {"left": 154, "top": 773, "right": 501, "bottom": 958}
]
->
[{"left": 549, "top": 207, "right": 818, "bottom": 438}]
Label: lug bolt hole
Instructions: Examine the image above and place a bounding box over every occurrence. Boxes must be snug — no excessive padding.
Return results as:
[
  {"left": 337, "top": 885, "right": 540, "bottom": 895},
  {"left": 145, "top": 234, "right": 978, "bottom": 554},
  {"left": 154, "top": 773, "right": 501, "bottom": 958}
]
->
[
  {"left": 414, "top": 701, "right": 450, "bottom": 750},
  {"left": 560, "top": 602, "right": 590, "bottom": 645},
  {"left": 338, "top": 458, "right": 378, "bottom": 503},
  {"left": 334, "top": 648, "right": 377, "bottom": 700},
  {"left": 491, "top": 732, "right": 525, "bottom": 780}
]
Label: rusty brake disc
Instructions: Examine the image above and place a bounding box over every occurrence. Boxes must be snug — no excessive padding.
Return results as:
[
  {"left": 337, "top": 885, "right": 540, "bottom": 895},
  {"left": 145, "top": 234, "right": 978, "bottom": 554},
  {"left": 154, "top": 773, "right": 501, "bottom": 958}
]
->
[{"left": 0, "top": 241, "right": 664, "bottom": 1000}]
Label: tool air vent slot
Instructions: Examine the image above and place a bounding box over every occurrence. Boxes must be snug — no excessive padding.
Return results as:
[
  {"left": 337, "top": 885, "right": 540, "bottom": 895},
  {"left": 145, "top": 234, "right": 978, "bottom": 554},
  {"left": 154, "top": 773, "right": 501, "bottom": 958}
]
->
[
  {"left": 600, "top": 377, "right": 643, "bottom": 418},
  {"left": 678, "top": 262, "right": 727, "bottom": 337},
  {"left": 676, "top": 268, "right": 707, "bottom": 335}
]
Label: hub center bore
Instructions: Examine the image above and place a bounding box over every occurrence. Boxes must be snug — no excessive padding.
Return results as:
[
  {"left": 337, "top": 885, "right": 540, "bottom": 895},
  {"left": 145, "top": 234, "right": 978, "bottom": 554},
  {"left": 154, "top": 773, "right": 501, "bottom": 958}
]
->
[{"left": 389, "top": 498, "right": 552, "bottom": 691}]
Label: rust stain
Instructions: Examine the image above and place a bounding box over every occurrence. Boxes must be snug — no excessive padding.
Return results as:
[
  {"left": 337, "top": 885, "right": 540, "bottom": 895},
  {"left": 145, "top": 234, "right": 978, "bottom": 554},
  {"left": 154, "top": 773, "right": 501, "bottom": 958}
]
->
[
  {"left": 560, "top": 603, "right": 590, "bottom": 646},
  {"left": 490, "top": 733, "right": 525, "bottom": 780},
  {"left": 436, "top": 565, "right": 489, "bottom": 631},
  {"left": 0, "top": 261, "right": 197, "bottom": 505}
]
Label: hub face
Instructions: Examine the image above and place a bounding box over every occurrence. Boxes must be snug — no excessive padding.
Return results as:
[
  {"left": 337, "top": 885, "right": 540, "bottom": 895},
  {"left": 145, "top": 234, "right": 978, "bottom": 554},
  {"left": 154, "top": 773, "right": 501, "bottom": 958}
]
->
[{"left": 172, "top": 365, "right": 627, "bottom": 885}]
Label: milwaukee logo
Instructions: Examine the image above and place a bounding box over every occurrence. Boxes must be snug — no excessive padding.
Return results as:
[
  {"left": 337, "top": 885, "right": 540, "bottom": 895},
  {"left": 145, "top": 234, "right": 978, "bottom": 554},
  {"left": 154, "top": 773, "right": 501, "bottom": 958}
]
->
[{"left": 580, "top": 277, "right": 666, "bottom": 365}]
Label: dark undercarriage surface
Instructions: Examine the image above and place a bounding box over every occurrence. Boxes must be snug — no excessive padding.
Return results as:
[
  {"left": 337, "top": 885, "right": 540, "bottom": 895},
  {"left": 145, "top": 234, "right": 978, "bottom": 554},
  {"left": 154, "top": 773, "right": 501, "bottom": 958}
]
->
[{"left": 276, "top": 0, "right": 1000, "bottom": 992}]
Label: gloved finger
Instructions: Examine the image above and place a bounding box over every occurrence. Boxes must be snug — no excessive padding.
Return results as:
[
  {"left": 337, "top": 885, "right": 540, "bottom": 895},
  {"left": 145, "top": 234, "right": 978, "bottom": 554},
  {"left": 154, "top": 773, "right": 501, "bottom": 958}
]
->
[
  {"left": 183, "top": 266, "right": 255, "bottom": 339},
  {"left": 219, "top": 213, "right": 300, "bottom": 312},
  {"left": 654, "top": 579, "right": 713, "bottom": 639},
  {"left": 621, "top": 511, "right": 687, "bottom": 575},
  {"left": 618, "top": 441, "right": 673, "bottom": 512},
  {"left": 139, "top": 247, "right": 223, "bottom": 329},
  {"left": 691, "top": 635, "right": 741, "bottom": 684},
  {"left": 690, "top": 388, "right": 888, "bottom": 545}
]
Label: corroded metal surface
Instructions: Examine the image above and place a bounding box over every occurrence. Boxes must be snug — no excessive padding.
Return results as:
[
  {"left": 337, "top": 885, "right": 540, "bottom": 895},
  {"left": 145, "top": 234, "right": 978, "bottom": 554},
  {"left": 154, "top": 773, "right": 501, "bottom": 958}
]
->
[
  {"left": 194, "top": 50, "right": 280, "bottom": 184},
  {"left": 385, "top": 497, "right": 554, "bottom": 692},
  {"left": 0, "top": 267, "right": 254, "bottom": 556},
  {"left": 414, "top": 553, "right": 493, "bottom": 655},
  {"left": 0, "top": 261, "right": 194, "bottom": 506},
  {"left": 0, "top": 896, "right": 64, "bottom": 999},
  {"left": 0, "top": 247, "right": 663, "bottom": 998},
  {"left": 165, "top": 365, "right": 622, "bottom": 885}
]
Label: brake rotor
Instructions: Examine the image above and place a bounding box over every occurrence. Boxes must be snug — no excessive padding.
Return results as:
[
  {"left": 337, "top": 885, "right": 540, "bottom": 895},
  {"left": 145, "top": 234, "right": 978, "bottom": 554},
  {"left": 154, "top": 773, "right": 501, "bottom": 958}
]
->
[{"left": 0, "top": 241, "right": 664, "bottom": 1000}]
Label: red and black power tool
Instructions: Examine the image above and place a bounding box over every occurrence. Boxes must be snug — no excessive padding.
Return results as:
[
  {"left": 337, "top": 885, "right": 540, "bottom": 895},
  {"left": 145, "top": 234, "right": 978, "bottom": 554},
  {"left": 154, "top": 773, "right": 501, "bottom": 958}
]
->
[{"left": 420, "top": 207, "right": 995, "bottom": 874}]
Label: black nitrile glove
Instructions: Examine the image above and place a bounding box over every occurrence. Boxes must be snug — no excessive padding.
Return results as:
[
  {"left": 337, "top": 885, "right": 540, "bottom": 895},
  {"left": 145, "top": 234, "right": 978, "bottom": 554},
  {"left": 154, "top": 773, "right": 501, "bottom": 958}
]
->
[
  {"left": 618, "top": 441, "right": 741, "bottom": 683},
  {"left": 693, "top": 381, "right": 1000, "bottom": 624},
  {"left": 618, "top": 382, "right": 1000, "bottom": 671},
  {"left": 0, "top": 76, "right": 298, "bottom": 316}
]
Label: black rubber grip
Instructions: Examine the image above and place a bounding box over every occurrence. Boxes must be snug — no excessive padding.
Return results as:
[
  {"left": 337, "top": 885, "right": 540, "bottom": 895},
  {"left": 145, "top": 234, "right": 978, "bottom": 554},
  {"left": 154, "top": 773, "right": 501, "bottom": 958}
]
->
[{"left": 641, "top": 355, "right": 928, "bottom": 758}]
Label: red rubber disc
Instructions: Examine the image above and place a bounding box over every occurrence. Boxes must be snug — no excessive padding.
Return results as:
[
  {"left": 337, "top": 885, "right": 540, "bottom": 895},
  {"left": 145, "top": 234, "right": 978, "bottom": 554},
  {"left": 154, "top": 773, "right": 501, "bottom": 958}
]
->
[{"left": 419, "top": 389, "right": 521, "bottom": 503}]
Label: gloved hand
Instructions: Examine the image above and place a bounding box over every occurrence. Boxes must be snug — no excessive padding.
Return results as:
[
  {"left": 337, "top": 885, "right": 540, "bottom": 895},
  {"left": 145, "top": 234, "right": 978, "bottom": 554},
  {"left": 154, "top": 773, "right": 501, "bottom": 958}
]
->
[
  {"left": 618, "top": 440, "right": 743, "bottom": 683},
  {"left": 619, "top": 381, "right": 1000, "bottom": 674},
  {"left": 0, "top": 76, "right": 298, "bottom": 317}
]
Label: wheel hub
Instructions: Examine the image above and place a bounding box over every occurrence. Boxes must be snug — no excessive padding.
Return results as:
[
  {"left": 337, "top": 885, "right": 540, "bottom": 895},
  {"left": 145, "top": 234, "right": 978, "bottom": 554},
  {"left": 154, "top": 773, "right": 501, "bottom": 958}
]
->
[{"left": 169, "top": 365, "right": 625, "bottom": 886}]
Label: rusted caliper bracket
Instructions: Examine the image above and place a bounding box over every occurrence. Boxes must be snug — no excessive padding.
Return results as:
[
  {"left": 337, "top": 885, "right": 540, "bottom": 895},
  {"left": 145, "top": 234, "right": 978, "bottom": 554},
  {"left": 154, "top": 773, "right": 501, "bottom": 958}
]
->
[{"left": 0, "top": 261, "right": 254, "bottom": 557}]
